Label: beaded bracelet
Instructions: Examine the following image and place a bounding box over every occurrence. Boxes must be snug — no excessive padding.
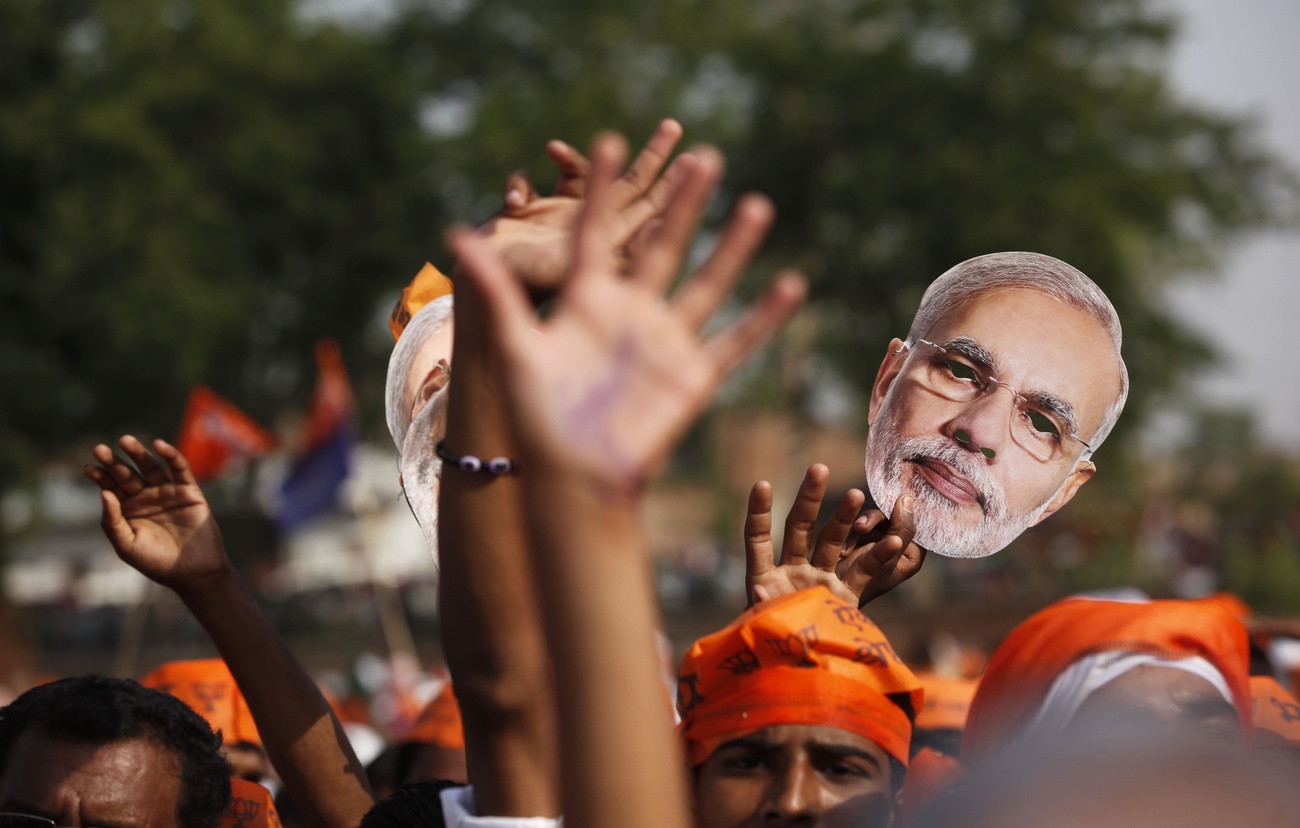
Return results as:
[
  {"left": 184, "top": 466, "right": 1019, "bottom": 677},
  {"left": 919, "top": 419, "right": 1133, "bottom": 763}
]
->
[{"left": 436, "top": 441, "right": 522, "bottom": 476}]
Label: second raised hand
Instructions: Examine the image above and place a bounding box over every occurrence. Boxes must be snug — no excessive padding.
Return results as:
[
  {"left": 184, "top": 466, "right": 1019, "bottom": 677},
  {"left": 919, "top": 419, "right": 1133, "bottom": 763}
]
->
[
  {"left": 450, "top": 133, "right": 806, "bottom": 489},
  {"left": 476, "top": 119, "right": 688, "bottom": 294}
]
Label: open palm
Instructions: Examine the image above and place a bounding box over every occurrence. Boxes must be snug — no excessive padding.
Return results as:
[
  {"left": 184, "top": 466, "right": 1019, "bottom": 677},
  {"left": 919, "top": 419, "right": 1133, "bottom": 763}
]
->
[{"left": 84, "top": 435, "right": 228, "bottom": 593}]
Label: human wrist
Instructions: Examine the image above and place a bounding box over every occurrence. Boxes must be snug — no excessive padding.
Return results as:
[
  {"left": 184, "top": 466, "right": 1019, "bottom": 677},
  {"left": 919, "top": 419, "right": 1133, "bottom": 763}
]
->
[{"left": 173, "top": 562, "right": 244, "bottom": 612}]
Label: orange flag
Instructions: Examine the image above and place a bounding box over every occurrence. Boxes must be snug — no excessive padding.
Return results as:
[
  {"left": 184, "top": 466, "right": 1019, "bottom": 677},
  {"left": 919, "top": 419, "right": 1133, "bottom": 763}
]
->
[
  {"left": 299, "top": 338, "right": 355, "bottom": 454},
  {"left": 176, "top": 386, "right": 276, "bottom": 481}
]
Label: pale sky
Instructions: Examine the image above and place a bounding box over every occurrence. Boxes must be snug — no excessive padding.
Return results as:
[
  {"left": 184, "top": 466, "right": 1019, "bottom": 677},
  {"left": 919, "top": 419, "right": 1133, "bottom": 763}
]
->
[{"left": 1161, "top": 0, "right": 1300, "bottom": 450}]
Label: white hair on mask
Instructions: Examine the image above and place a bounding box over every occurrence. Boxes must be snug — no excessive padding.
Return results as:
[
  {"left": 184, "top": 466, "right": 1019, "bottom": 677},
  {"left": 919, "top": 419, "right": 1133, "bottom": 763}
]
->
[{"left": 385, "top": 295, "right": 454, "bottom": 461}]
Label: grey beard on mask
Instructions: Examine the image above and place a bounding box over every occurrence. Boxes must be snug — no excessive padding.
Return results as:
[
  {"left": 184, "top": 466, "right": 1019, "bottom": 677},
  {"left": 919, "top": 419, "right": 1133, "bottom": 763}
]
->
[
  {"left": 864, "top": 405, "right": 1056, "bottom": 559},
  {"left": 399, "top": 383, "right": 451, "bottom": 567}
]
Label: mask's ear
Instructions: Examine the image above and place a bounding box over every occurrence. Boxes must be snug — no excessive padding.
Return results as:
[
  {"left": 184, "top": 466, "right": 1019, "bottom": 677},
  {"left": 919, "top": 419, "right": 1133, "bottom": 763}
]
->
[
  {"left": 868, "top": 339, "right": 909, "bottom": 425},
  {"left": 1032, "top": 460, "right": 1096, "bottom": 525}
]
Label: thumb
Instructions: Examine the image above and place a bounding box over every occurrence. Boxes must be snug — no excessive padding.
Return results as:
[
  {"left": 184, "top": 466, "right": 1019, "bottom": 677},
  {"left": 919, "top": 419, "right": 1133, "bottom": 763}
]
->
[{"left": 100, "top": 490, "right": 135, "bottom": 553}]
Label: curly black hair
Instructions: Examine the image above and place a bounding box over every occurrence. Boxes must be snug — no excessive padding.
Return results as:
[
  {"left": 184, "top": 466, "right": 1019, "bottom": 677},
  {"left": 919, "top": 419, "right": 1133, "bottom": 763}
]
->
[{"left": 0, "top": 675, "right": 232, "bottom": 828}]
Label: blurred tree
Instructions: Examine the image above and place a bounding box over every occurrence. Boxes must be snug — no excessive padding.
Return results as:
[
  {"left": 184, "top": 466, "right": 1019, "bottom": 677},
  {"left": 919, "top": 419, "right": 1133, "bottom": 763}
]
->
[
  {"left": 0, "top": 0, "right": 443, "bottom": 485},
  {"left": 398, "top": 0, "right": 1294, "bottom": 446},
  {"left": 0, "top": 0, "right": 1293, "bottom": 489}
]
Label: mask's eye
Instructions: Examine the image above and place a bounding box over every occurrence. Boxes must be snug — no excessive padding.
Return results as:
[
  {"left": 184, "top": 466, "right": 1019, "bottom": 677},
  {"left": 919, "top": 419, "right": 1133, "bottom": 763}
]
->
[
  {"left": 943, "top": 359, "right": 979, "bottom": 383},
  {"left": 1026, "top": 409, "right": 1062, "bottom": 439}
]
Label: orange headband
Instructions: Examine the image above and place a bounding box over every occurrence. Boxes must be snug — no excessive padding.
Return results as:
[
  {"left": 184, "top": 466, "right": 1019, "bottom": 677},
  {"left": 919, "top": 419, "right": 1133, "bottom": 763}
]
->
[
  {"left": 389, "top": 263, "right": 454, "bottom": 342},
  {"left": 677, "top": 587, "right": 921, "bottom": 767},
  {"left": 140, "top": 659, "right": 261, "bottom": 747},
  {"left": 222, "top": 778, "right": 283, "bottom": 828},
  {"left": 1250, "top": 675, "right": 1300, "bottom": 749},
  {"left": 963, "top": 597, "right": 1252, "bottom": 762},
  {"left": 915, "top": 672, "right": 978, "bottom": 731}
]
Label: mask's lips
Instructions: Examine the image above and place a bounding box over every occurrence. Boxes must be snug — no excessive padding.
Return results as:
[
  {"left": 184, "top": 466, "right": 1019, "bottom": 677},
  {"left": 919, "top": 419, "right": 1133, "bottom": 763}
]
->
[{"left": 909, "top": 456, "right": 985, "bottom": 509}]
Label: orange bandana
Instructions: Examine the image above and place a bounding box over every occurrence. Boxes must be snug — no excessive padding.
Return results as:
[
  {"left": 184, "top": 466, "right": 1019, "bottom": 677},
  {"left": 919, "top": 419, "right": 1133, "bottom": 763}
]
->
[
  {"left": 141, "top": 659, "right": 261, "bottom": 747},
  {"left": 677, "top": 587, "right": 921, "bottom": 767},
  {"left": 915, "top": 672, "right": 978, "bottom": 731},
  {"left": 389, "top": 263, "right": 454, "bottom": 342},
  {"left": 963, "top": 598, "right": 1252, "bottom": 763},
  {"left": 1250, "top": 675, "right": 1300, "bottom": 748},
  {"left": 221, "top": 778, "right": 283, "bottom": 828},
  {"left": 403, "top": 682, "right": 466, "bottom": 751}
]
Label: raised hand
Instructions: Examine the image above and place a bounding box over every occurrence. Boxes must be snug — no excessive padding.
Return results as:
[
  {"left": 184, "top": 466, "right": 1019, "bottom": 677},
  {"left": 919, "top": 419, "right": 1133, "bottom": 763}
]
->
[
  {"left": 83, "top": 435, "right": 228, "bottom": 595},
  {"left": 450, "top": 133, "right": 806, "bottom": 489},
  {"left": 744, "top": 464, "right": 924, "bottom": 608},
  {"left": 471, "top": 119, "right": 686, "bottom": 295}
]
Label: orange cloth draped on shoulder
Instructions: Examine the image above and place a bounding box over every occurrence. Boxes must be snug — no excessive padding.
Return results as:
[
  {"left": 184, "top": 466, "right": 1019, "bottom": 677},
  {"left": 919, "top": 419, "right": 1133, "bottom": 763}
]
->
[
  {"left": 962, "top": 597, "right": 1252, "bottom": 763},
  {"left": 915, "top": 672, "right": 978, "bottom": 732},
  {"left": 140, "top": 658, "right": 261, "bottom": 747},
  {"left": 1250, "top": 675, "right": 1300, "bottom": 748},
  {"left": 402, "top": 681, "right": 466, "bottom": 751},
  {"left": 389, "top": 263, "right": 454, "bottom": 342},
  {"left": 222, "top": 778, "right": 283, "bottom": 828},
  {"left": 677, "top": 586, "right": 922, "bottom": 768}
]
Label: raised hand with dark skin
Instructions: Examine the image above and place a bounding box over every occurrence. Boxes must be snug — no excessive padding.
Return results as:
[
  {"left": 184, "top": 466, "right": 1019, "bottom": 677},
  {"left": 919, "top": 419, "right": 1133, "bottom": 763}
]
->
[
  {"left": 744, "top": 463, "right": 924, "bottom": 608},
  {"left": 85, "top": 435, "right": 373, "bottom": 828},
  {"left": 449, "top": 132, "right": 805, "bottom": 828}
]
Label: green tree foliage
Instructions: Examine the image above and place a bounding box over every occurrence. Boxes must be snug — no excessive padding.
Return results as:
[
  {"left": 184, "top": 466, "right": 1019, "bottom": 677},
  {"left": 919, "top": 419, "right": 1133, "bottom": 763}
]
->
[
  {"left": 0, "top": 0, "right": 443, "bottom": 482},
  {"left": 0, "top": 0, "right": 1292, "bottom": 487}
]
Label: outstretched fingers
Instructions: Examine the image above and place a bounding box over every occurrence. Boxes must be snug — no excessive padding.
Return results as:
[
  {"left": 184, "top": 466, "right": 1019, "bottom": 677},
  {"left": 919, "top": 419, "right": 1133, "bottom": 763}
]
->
[
  {"left": 672, "top": 193, "right": 775, "bottom": 330},
  {"left": 613, "top": 118, "right": 683, "bottom": 206},
  {"left": 705, "top": 272, "right": 807, "bottom": 376},
  {"left": 628, "top": 147, "right": 723, "bottom": 294},
  {"left": 90, "top": 443, "right": 145, "bottom": 496},
  {"left": 547, "top": 140, "right": 590, "bottom": 198},
  {"left": 119, "top": 434, "right": 170, "bottom": 486},
  {"left": 152, "top": 439, "right": 198, "bottom": 488},
  {"left": 779, "top": 465, "right": 829, "bottom": 566},
  {"left": 569, "top": 133, "right": 632, "bottom": 285},
  {"left": 744, "top": 481, "right": 777, "bottom": 583},
  {"left": 811, "top": 488, "right": 866, "bottom": 571}
]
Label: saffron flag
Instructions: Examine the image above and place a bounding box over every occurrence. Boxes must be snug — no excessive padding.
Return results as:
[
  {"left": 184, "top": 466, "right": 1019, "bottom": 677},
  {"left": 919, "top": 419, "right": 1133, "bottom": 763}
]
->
[
  {"left": 277, "top": 339, "right": 356, "bottom": 530},
  {"left": 175, "top": 386, "right": 276, "bottom": 482}
]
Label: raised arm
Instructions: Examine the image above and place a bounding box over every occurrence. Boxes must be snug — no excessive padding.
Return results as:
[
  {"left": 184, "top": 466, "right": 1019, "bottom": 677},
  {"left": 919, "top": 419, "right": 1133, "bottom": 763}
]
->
[
  {"left": 85, "top": 437, "right": 372, "bottom": 828},
  {"left": 436, "top": 119, "right": 685, "bottom": 816},
  {"left": 448, "top": 133, "right": 805, "bottom": 828}
]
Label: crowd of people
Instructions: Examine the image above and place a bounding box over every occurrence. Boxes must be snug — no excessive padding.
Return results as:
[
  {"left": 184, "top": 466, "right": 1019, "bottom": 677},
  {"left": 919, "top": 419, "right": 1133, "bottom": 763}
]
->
[{"left": 3, "top": 120, "right": 1299, "bottom": 827}]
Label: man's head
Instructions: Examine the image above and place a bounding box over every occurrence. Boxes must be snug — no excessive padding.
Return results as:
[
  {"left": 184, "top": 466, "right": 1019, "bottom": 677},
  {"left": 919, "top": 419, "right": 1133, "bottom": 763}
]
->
[
  {"left": 140, "top": 659, "right": 268, "bottom": 783},
  {"left": 0, "top": 676, "right": 231, "bottom": 828},
  {"left": 385, "top": 265, "right": 456, "bottom": 561},
  {"left": 865, "top": 252, "right": 1128, "bottom": 558},
  {"left": 678, "top": 587, "right": 921, "bottom": 828},
  {"left": 962, "top": 597, "right": 1253, "bottom": 765}
]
